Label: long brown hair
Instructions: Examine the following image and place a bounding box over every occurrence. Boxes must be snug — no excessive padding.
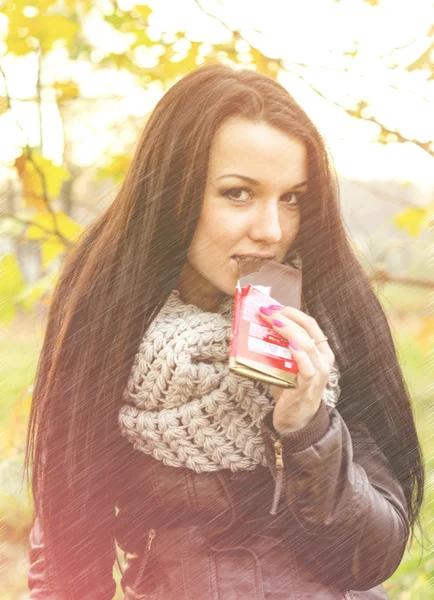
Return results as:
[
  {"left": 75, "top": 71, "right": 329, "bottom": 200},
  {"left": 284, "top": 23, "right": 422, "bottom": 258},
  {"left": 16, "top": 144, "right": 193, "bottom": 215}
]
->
[{"left": 25, "top": 63, "right": 424, "bottom": 596}]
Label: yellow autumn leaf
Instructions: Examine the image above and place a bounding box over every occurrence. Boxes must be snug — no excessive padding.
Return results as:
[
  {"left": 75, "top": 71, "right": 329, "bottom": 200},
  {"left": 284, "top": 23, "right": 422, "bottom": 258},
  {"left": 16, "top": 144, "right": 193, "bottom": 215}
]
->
[
  {"left": 162, "top": 42, "right": 201, "bottom": 79},
  {"left": 0, "top": 253, "right": 26, "bottom": 326},
  {"left": 15, "top": 152, "right": 70, "bottom": 210},
  {"left": 0, "top": 96, "right": 9, "bottom": 115},
  {"left": 37, "top": 0, "right": 59, "bottom": 11},
  {"left": 2, "top": 3, "right": 30, "bottom": 25},
  {"left": 40, "top": 216, "right": 82, "bottom": 266},
  {"left": 393, "top": 207, "right": 428, "bottom": 237},
  {"left": 98, "top": 153, "right": 132, "bottom": 184},
  {"left": 133, "top": 4, "right": 152, "bottom": 21},
  {"left": 64, "top": 0, "right": 93, "bottom": 12},
  {"left": 7, "top": 0, "right": 59, "bottom": 13},
  {"left": 15, "top": 265, "right": 59, "bottom": 312},
  {"left": 249, "top": 47, "right": 278, "bottom": 80},
  {"left": 25, "top": 211, "right": 83, "bottom": 268},
  {"left": 26, "top": 210, "right": 83, "bottom": 241},
  {"left": 40, "top": 238, "right": 66, "bottom": 269},
  {"left": 415, "top": 316, "right": 434, "bottom": 354},
  {"left": 4, "top": 6, "right": 78, "bottom": 53},
  {"left": 103, "top": 52, "right": 133, "bottom": 70},
  {"left": 5, "top": 10, "right": 77, "bottom": 53},
  {"left": 36, "top": 15, "right": 79, "bottom": 52},
  {"left": 0, "top": 253, "right": 26, "bottom": 296},
  {"left": 54, "top": 81, "right": 80, "bottom": 102},
  {"left": 5, "top": 35, "right": 33, "bottom": 56},
  {"left": 1, "top": 387, "right": 32, "bottom": 458}
]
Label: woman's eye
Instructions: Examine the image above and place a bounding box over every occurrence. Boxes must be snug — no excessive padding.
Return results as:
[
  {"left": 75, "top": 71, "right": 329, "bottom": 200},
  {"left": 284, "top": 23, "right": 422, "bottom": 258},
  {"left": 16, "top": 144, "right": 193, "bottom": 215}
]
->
[
  {"left": 222, "top": 188, "right": 251, "bottom": 203},
  {"left": 221, "top": 188, "right": 303, "bottom": 206},
  {"left": 282, "top": 192, "right": 300, "bottom": 206}
]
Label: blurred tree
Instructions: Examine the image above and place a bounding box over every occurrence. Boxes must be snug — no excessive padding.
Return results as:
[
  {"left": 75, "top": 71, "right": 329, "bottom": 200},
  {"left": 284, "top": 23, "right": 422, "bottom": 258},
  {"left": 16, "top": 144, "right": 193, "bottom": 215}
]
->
[
  {"left": 0, "top": 0, "right": 432, "bottom": 326},
  {"left": 194, "top": 0, "right": 434, "bottom": 158}
]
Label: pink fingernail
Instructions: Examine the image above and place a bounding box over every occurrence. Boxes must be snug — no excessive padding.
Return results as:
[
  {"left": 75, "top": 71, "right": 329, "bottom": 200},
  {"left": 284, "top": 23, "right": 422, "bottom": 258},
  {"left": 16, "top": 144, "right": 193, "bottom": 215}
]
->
[
  {"left": 269, "top": 305, "right": 283, "bottom": 310},
  {"left": 289, "top": 340, "right": 300, "bottom": 350},
  {"left": 259, "top": 306, "right": 274, "bottom": 316},
  {"left": 272, "top": 319, "right": 285, "bottom": 327}
]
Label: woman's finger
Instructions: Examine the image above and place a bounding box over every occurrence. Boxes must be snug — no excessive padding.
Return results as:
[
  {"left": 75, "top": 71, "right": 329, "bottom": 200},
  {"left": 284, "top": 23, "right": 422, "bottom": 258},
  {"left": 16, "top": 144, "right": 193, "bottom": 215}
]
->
[
  {"left": 266, "top": 305, "right": 335, "bottom": 367},
  {"left": 259, "top": 307, "right": 311, "bottom": 346},
  {"left": 286, "top": 339, "right": 316, "bottom": 382},
  {"left": 259, "top": 308, "right": 322, "bottom": 369}
]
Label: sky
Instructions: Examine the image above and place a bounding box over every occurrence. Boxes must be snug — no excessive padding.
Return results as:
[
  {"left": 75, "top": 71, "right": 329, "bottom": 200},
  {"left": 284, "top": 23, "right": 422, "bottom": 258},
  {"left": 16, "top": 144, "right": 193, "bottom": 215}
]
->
[{"left": 0, "top": 0, "right": 433, "bottom": 192}]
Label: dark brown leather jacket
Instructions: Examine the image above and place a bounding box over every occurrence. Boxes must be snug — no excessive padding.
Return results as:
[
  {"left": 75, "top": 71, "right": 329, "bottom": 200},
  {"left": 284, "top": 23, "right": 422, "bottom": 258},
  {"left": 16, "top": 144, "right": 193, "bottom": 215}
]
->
[{"left": 28, "top": 401, "right": 409, "bottom": 599}]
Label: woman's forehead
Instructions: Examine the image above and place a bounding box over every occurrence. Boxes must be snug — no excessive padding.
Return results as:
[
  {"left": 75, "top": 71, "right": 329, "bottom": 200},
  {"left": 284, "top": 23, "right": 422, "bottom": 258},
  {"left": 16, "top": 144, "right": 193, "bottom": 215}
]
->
[{"left": 208, "top": 118, "right": 308, "bottom": 186}]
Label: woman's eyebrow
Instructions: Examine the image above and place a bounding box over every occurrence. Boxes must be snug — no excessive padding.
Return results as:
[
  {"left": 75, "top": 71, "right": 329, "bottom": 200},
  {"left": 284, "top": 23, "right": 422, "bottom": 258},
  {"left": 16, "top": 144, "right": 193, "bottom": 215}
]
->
[{"left": 217, "top": 174, "right": 308, "bottom": 189}]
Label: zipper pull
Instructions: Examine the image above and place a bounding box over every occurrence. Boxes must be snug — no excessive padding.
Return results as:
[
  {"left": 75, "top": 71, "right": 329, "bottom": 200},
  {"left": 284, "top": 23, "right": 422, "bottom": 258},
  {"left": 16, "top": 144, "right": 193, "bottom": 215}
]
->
[
  {"left": 273, "top": 438, "right": 284, "bottom": 469},
  {"left": 270, "top": 437, "right": 284, "bottom": 515},
  {"left": 132, "top": 529, "right": 157, "bottom": 589},
  {"left": 146, "top": 529, "right": 156, "bottom": 552}
]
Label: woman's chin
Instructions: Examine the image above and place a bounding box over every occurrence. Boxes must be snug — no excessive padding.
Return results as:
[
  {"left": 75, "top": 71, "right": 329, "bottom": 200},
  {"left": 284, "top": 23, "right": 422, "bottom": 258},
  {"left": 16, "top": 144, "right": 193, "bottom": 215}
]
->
[
  {"left": 210, "top": 281, "right": 236, "bottom": 298},
  {"left": 218, "top": 273, "right": 238, "bottom": 297}
]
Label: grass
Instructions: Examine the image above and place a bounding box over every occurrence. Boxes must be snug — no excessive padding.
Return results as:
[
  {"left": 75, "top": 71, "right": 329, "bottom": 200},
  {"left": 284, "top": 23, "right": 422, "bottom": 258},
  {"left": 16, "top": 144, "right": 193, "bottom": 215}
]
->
[
  {"left": 0, "top": 287, "right": 433, "bottom": 598},
  {"left": 382, "top": 331, "right": 433, "bottom": 598}
]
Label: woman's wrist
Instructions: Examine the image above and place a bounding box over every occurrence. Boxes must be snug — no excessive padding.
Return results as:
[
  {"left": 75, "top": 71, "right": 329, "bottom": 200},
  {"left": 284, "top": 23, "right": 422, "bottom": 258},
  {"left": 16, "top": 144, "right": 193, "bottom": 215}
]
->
[
  {"left": 274, "top": 415, "right": 314, "bottom": 435},
  {"left": 273, "top": 400, "right": 322, "bottom": 435},
  {"left": 271, "top": 400, "right": 330, "bottom": 452}
]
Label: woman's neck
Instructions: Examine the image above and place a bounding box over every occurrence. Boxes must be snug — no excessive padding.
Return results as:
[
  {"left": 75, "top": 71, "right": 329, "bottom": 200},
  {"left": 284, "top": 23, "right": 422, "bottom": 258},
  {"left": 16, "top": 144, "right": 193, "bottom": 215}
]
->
[{"left": 177, "top": 260, "right": 227, "bottom": 312}]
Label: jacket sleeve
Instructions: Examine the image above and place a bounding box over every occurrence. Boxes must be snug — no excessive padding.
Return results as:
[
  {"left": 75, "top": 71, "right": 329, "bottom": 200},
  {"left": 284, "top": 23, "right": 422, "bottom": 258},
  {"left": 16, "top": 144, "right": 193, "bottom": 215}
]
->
[
  {"left": 28, "top": 517, "right": 64, "bottom": 599},
  {"left": 28, "top": 516, "right": 118, "bottom": 599},
  {"left": 260, "top": 400, "right": 410, "bottom": 591}
]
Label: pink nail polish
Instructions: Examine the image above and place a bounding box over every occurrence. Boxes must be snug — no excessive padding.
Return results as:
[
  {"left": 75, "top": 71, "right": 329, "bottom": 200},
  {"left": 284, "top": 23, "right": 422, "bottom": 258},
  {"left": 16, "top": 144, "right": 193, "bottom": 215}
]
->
[
  {"left": 259, "top": 306, "right": 273, "bottom": 316},
  {"left": 269, "top": 305, "right": 283, "bottom": 310},
  {"left": 272, "top": 319, "right": 285, "bottom": 327},
  {"left": 289, "top": 340, "right": 300, "bottom": 351}
]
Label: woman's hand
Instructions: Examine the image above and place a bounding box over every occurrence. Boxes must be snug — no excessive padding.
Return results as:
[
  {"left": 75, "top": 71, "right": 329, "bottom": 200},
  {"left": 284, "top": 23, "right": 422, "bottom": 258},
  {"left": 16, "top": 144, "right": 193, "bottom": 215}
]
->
[{"left": 258, "top": 305, "right": 335, "bottom": 435}]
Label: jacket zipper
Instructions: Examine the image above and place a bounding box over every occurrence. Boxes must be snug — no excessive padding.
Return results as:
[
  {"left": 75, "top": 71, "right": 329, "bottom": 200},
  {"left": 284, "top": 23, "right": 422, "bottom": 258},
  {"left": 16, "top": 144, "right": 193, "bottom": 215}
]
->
[
  {"left": 132, "top": 528, "right": 156, "bottom": 589},
  {"left": 270, "top": 437, "right": 284, "bottom": 515}
]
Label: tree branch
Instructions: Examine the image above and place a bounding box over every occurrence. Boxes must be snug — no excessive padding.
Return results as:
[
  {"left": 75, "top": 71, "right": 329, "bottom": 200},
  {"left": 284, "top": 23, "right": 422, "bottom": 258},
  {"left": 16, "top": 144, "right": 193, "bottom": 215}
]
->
[
  {"left": 285, "top": 60, "right": 433, "bottom": 104},
  {"left": 0, "top": 213, "right": 60, "bottom": 242},
  {"left": 37, "top": 45, "right": 43, "bottom": 153},
  {"left": 193, "top": 0, "right": 434, "bottom": 160},
  {"left": 0, "top": 62, "right": 31, "bottom": 146},
  {"left": 23, "top": 147, "right": 71, "bottom": 247},
  {"left": 369, "top": 267, "right": 434, "bottom": 290},
  {"left": 1, "top": 61, "right": 71, "bottom": 247},
  {"left": 284, "top": 71, "right": 434, "bottom": 158}
]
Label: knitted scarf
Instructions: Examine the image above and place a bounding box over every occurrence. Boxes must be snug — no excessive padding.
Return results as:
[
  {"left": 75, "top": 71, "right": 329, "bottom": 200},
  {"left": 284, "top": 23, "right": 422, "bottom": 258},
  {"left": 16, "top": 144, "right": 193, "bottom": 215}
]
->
[{"left": 118, "top": 290, "right": 340, "bottom": 473}]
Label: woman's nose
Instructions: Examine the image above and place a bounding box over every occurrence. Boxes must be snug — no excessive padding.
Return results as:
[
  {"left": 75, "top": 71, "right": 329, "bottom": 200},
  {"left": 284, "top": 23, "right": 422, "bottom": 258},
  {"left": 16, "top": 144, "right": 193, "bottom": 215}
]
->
[{"left": 249, "top": 203, "right": 282, "bottom": 245}]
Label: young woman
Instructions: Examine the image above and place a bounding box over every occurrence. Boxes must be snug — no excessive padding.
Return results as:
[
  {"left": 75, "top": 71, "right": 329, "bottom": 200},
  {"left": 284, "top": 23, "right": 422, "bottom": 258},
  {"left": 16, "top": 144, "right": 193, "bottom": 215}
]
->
[{"left": 26, "top": 63, "right": 424, "bottom": 599}]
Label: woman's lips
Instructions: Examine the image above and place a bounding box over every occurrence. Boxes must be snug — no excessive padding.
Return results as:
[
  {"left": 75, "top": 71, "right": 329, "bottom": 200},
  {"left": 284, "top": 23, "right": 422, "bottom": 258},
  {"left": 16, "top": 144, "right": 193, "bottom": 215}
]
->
[
  {"left": 230, "top": 255, "right": 273, "bottom": 276},
  {"left": 230, "top": 257, "right": 240, "bottom": 272},
  {"left": 232, "top": 253, "right": 275, "bottom": 260}
]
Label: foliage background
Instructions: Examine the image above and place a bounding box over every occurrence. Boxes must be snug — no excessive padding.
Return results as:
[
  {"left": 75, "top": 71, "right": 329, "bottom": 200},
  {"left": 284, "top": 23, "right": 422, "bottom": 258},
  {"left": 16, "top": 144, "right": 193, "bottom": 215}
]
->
[{"left": 0, "top": 0, "right": 433, "bottom": 598}]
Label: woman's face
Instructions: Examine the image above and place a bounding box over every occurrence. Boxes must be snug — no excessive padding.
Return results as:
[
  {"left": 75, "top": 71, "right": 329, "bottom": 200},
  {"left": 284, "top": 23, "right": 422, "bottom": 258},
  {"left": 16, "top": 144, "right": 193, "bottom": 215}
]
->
[{"left": 178, "top": 117, "right": 308, "bottom": 309}]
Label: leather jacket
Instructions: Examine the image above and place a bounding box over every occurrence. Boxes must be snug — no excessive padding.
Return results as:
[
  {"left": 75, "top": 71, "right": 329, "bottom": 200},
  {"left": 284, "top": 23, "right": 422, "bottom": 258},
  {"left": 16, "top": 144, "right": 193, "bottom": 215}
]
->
[{"left": 28, "top": 400, "right": 409, "bottom": 599}]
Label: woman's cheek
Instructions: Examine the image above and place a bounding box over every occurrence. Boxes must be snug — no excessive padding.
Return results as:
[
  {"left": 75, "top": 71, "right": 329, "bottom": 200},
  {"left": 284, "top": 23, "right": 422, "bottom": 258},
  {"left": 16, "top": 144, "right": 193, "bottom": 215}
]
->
[{"left": 203, "top": 208, "right": 243, "bottom": 254}]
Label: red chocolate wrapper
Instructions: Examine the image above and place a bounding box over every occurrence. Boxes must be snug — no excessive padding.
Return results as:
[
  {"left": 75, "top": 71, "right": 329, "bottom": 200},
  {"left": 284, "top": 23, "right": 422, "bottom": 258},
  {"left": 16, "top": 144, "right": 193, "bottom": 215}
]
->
[{"left": 229, "top": 259, "right": 302, "bottom": 387}]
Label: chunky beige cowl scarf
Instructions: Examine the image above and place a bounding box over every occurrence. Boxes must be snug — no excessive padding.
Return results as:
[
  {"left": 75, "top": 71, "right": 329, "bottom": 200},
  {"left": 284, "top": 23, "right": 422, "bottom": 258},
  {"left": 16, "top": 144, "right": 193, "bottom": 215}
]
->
[{"left": 118, "top": 290, "right": 340, "bottom": 473}]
